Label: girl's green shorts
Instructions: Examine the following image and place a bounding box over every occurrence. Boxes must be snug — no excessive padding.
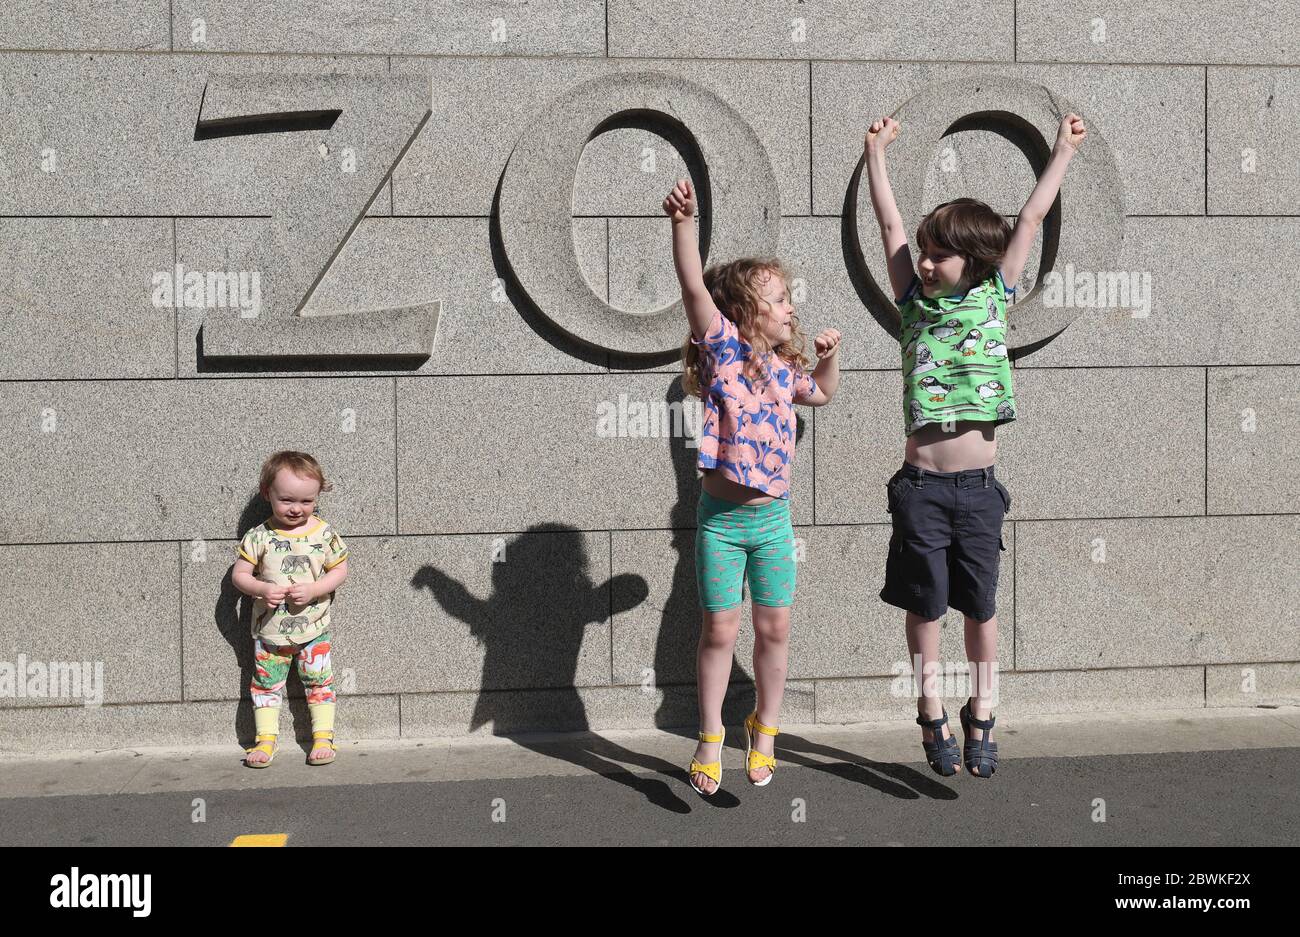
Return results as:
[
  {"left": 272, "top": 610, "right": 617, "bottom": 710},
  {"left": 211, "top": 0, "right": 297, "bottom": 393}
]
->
[{"left": 695, "top": 489, "right": 798, "bottom": 611}]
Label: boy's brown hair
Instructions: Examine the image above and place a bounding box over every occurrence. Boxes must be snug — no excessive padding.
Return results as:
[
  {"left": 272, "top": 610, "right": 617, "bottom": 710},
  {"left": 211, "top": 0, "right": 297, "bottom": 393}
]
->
[
  {"left": 916, "top": 198, "right": 1012, "bottom": 291},
  {"left": 682, "top": 258, "right": 813, "bottom": 398},
  {"left": 258, "top": 450, "right": 333, "bottom": 498}
]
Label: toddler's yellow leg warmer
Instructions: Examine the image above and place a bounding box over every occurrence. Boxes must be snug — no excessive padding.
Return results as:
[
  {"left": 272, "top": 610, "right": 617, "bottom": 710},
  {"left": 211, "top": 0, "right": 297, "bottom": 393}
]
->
[
  {"left": 308, "top": 701, "right": 336, "bottom": 734},
  {"left": 253, "top": 705, "right": 280, "bottom": 737}
]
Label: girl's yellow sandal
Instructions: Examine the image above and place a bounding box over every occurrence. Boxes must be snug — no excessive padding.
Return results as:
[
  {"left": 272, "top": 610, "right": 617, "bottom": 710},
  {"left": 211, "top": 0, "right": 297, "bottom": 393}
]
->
[
  {"left": 744, "top": 712, "right": 779, "bottom": 787},
  {"left": 687, "top": 729, "right": 724, "bottom": 796},
  {"left": 244, "top": 734, "right": 278, "bottom": 768},
  {"left": 307, "top": 730, "right": 336, "bottom": 766}
]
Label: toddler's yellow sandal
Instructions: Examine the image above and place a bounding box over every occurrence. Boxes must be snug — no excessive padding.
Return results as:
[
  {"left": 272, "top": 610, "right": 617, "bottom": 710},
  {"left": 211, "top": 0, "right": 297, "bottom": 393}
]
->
[
  {"left": 744, "top": 712, "right": 779, "bottom": 787},
  {"left": 306, "top": 730, "right": 336, "bottom": 766},
  {"left": 687, "top": 729, "right": 724, "bottom": 796},
  {"left": 243, "top": 734, "right": 278, "bottom": 768}
]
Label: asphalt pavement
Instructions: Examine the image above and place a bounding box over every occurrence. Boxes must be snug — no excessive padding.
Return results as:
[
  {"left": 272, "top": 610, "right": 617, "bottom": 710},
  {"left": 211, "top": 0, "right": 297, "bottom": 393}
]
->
[{"left": 1, "top": 706, "right": 1296, "bottom": 846}]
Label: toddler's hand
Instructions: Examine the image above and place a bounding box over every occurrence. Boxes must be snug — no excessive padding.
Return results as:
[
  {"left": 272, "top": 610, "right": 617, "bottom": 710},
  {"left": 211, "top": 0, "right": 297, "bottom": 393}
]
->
[
  {"left": 813, "top": 328, "right": 842, "bottom": 359},
  {"left": 865, "top": 117, "right": 900, "bottom": 154},
  {"left": 662, "top": 179, "right": 696, "bottom": 221},
  {"left": 262, "top": 583, "right": 289, "bottom": 606},
  {"left": 1055, "top": 113, "right": 1087, "bottom": 153},
  {"left": 286, "top": 582, "right": 318, "bottom": 606}
]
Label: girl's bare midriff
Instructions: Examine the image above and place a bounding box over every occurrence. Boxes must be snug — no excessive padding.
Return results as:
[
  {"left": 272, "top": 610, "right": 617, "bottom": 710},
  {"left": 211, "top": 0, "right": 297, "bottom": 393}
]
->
[
  {"left": 905, "top": 421, "right": 998, "bottom": 472},
  {"left": 701, "top": 468, "right": 777, "bottom": 505}
]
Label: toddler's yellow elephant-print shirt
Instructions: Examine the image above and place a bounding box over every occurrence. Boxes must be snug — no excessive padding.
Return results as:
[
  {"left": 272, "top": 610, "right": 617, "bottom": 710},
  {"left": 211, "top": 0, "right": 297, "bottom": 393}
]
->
[{"left": 237, "top": 514, "right": 348, "bottom": 646}]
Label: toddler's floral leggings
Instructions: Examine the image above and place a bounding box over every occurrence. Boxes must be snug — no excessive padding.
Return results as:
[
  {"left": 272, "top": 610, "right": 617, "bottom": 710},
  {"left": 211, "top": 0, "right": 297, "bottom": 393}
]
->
[{"left": 250, "top": 632, "right": 335, "bottom": 737}]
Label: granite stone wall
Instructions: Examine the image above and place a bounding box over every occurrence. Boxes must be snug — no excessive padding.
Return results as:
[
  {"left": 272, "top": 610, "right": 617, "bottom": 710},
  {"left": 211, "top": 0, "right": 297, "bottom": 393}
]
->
[{"left": 2, "top": 2, "right": 1297, "bottom": 749}]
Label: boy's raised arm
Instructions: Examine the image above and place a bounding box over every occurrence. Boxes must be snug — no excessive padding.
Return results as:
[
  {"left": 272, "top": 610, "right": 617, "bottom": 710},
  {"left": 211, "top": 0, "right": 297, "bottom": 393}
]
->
[
  {"left": 664, "top": 179, "right": 721, "bottom": 340},
  {"left": 1003, "top": 113, "right": 1087, "bottom": 290},
  {"left": 864, "top": 117, "right": 915, "bottom": 305}
]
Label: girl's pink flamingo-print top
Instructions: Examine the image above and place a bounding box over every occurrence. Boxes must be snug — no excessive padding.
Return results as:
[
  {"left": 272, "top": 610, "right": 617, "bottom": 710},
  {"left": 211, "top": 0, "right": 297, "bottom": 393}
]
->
[{"left": 690, "top": 307, "right": 817, "bottom": 499}]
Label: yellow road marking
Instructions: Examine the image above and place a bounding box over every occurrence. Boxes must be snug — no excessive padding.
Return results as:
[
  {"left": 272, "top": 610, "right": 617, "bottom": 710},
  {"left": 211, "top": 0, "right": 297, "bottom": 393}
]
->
[{"left": 229, "top": 833, "right": 288, "bottom": 847}]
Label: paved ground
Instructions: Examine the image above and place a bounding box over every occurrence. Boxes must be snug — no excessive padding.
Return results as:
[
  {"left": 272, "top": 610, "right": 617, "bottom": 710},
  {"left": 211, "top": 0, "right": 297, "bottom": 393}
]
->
[{"left": 1, "top": 706, "right": 1297, "bottom": 846}]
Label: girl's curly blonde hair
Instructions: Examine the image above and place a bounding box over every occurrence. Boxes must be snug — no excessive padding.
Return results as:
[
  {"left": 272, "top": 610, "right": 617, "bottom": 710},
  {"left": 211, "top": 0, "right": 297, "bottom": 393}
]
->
[{"left": 682, "top": 258, "right": 814, "bottom": 398}]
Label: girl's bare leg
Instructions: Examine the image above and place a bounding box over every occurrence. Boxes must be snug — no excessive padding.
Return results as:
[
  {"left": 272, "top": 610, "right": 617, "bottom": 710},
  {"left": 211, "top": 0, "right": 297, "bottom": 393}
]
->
[
  {"left": 692, "top": 606, "right": 742, "bottom": 793},
  {"left": 750, "top": 602, "right": 791, "bottom": 782}
]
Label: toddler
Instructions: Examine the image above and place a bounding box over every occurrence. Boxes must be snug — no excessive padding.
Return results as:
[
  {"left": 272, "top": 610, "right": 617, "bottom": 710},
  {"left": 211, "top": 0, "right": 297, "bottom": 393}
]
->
[{"left": 232, "top": 450, "right": 349, "bottom": 767}]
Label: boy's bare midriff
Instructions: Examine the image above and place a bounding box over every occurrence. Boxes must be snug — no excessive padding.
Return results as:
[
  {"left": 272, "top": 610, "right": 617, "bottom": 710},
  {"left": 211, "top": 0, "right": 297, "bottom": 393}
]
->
[
  {"left": 701, "top": 468, "right": 777, "bottom": 505},
  {"left": 905, "top": 420, "right": 998, "bottom": 472}
]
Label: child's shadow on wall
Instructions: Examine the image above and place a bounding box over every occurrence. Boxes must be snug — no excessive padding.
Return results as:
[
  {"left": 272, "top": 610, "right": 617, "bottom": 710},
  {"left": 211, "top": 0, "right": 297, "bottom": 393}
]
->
[
  {"left": 413, "top": 525, "right": 692, "bottom": 812},
  {"left": 214, "top": 495, "right": 315, "bottom": 757}
]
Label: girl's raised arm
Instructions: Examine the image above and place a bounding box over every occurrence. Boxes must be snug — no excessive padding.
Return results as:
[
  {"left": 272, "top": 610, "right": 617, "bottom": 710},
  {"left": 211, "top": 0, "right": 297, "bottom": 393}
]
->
[
  {"left": 864, "top": 117, "right": 915, "bottom": 304},
  {"left": 664, "top": 179, "right": 720, "bottom": 340},
  {"left": 1003, "top": 113, "right": 1087, "bottom": 290}
]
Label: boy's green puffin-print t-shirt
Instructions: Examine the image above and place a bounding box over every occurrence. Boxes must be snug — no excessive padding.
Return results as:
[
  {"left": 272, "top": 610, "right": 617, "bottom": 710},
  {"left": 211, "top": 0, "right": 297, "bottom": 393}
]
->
[{"left": 896, "top": 270, "right": 1017, "bottom": 436}]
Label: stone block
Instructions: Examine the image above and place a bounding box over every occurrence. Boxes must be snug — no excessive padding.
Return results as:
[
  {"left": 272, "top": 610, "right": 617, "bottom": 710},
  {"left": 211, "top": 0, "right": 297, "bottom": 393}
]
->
[
  {"left": 0, "top": 218, "right": 175, "bottom": 380},
  {"left": 1207, "top": 367, "right": 1300, "bottom": 514},
  {"left": 0, "top": 1, "right": 169, "bottom": 51},
  {"left": 1016, "top": 517, "right": 1300, "bottom": 669},
  {"left": 0, "top": 542, "right": 180, "bottom": 707},
  {"left": 0, "top": 53, "right": 391, "bottom": 215},
  {"left": 1016, "top": 1, "right": 1300, "bottom": 65},
  {"left": 0, "top": 378, "right": 396, "bottom": 543},
  {"left": 1208, "top": 68, "right": 1300, "bottom": 214},
  {"left": 607, "top": 0, "right": 1014, "bottom": 62},
  {"left": 173, "top": 0, "right": 605, "bottom": 55},
  {"left": 1017, "top": 218, "right": 1300, "bottom": 368},
  {"left": 1207, "top": 662, "right": 1300, "bottom": 708}
]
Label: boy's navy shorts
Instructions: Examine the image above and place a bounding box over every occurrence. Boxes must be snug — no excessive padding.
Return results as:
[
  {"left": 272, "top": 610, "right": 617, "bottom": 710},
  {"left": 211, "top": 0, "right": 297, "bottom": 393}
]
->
[{"left": 879, "top": 461, "right": 1010, "bottom": 622}]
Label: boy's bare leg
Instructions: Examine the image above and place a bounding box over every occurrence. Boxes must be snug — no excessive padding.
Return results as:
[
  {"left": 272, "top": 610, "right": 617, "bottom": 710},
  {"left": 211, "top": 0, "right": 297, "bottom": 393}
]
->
[
  {"left": 964, "top": 613, "right": 998, "bottom": 738},
  {"left": 906, "top": 611, "right": 954, "bottom": 746}
]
